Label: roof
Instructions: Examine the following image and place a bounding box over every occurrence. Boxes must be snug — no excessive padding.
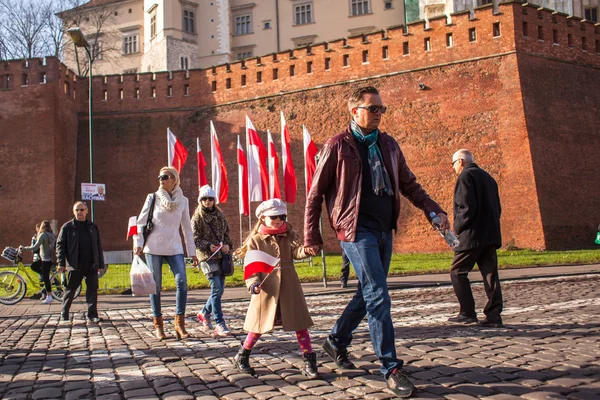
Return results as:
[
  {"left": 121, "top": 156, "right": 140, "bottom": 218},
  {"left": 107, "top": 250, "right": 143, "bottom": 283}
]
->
[{"left": 62, "top": 0, "right": 127, "bottom": 13}]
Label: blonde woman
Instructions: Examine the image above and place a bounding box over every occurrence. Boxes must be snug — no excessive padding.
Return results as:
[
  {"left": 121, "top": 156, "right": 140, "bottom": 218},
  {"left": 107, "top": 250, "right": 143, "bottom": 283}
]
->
[
  {"left": 22, "top": 221, "right": 56, "bottom": 304},
  {"left": 133, "top": 166, "right": 198, "bottom": 340}
]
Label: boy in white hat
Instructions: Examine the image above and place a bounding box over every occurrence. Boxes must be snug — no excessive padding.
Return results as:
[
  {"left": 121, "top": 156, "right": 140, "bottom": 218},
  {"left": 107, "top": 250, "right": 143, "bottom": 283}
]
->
[{"left": 233, "top": 199, "right": 320, "bottom": 379}]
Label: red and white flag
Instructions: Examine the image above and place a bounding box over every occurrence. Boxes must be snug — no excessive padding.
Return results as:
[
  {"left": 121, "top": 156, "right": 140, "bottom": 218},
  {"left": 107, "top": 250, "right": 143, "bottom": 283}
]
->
[
  {"left": 167, "top": 128, "right": 188, "bottom": 173},
  {"left": 210, "top": 121, "right": 228, "bottom": 203},
  {"left": 126, "top": 216, "right": 137, "bottom": 240},
  {"left": 246, "top": 116, "right": 269, "bottom": 202},
  {"left": 196, "top": 138, "right": 208, "bottom": 189},
  {"left": 237, "top": 135, "right": 249, "bottom": 216},
  {"left": 303, "top": 125, "right": 318, "bottom": 195},
  {"left": 267, "top": 130, "right": 281, "bottom": 199},
  {"left": 243, "top": 250, "right": 280, "bottom": 280},
  {"left": 281, "top": 111, "right": 297, "bottom": 203}
]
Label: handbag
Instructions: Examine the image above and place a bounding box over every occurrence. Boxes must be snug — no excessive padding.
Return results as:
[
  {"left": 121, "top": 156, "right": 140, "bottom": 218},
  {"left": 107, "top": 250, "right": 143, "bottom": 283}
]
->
[
  {"left": 220, "top": 253, "right": 234, "bottom": 276},
  {"left": 142, "top": 194, "right": 156, "bottom": 245},
  {"left": 130, "top": 255, "right": 156, "bottom": 296}
]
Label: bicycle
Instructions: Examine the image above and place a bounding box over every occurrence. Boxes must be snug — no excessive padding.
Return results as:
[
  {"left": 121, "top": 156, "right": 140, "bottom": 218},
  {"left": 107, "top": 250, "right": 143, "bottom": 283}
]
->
[{"left": 0, "top": 246, "right": 81, "bottom": 305}]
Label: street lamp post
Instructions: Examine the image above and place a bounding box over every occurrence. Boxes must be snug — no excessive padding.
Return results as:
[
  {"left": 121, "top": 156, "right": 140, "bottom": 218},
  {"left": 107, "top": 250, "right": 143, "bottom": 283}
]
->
[{"left": 67, "top": 27, "right": 95, "bottom": 222}]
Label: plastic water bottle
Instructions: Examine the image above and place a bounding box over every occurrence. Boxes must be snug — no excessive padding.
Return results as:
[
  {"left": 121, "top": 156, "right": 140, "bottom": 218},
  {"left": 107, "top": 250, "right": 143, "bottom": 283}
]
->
[{"left": 429, "top": 212, "right": 460, "bottom": 249}]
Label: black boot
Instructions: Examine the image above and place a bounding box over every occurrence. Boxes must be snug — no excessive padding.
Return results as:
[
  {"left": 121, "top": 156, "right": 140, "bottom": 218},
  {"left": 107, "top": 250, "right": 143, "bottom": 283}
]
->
[
  {"left": 302, "top": 352, "right": 321, "bottom": 379},
  {"left": 233, "top": 345, "right": 255, "bottom": 375}
]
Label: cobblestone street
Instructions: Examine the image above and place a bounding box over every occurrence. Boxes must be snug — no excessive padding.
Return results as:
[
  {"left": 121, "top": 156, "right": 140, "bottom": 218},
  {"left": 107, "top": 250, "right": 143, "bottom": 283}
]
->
[{"left": 0, "top": 273, "right": 598, "bottom": 400}]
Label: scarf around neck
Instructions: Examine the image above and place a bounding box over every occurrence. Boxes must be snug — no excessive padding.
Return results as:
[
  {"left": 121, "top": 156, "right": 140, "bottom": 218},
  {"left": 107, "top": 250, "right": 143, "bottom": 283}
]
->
[
  {"left": 350, "top": 120, "right": 393, "bottom": 196},
  {"left": 259, "top": 222, "right": 287, "bottom": 236},
  {"left": 156, "top": 186, "right": 183, "bottom": 212}
]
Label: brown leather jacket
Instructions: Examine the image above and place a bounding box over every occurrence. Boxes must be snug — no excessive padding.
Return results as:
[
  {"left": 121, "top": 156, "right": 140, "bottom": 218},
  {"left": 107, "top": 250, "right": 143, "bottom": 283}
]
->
[{"left": 304, "top": 126, "right": 445, "bottom": 245}]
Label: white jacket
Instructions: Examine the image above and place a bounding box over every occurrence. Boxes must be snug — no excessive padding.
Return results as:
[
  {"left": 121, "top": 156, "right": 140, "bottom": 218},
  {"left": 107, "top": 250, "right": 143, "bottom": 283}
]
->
[{"left": 133, "top": 192, "right": 195, "bottom": 256}]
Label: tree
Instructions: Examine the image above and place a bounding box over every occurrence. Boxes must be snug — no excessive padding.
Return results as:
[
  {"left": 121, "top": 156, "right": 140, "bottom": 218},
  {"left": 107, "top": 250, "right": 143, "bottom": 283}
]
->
[{"left": 0, "top": 0, "right": 52, "bottom": 59}]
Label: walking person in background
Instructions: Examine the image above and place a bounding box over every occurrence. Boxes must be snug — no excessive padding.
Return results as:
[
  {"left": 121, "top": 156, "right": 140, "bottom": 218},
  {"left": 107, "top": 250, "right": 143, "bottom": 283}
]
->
[
  {"left": 304, "top": 86, "right": 449, "bottom": 398},
  {"left": 233, "top": 199, "right": 321, "bottom": 380},
  {"left": 28, "top": 223, "right": 45, "bottom": 300},
  {"left": 192, "top": 185, "right": 233, "bottom": 337},
  {"left": 340, "top": 248, "right": 350, "bottom": 288},
  {"left": 22, "top": 221, "right": 56, "bottom": 304},
  {"left": 57, "top": 202, "right": 105, "bottom": 322},
  {"left": 448, "top": 149, "right": 504, "bottom": 328},
  {"left": 133, "top": 166, "right": 198, "bottom": 340}
]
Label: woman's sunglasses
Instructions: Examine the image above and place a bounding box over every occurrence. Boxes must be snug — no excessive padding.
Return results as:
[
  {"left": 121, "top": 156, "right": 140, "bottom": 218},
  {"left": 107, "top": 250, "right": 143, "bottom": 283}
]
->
[
  {"left": 201, "top": 197, "right": 215, "bottom": 202},
  {"left": 158, "top": 174, "right": 172, "bottom": 181},
  {"left": 267, "top": 215, "right": 287, "bottom": 221}
]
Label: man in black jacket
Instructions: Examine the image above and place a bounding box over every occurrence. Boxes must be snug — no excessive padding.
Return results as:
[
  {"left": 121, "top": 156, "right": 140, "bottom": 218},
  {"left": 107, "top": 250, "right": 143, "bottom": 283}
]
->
[
  {"left": 56, "top": 201, "right": 105, "bottom": 322},
  {"left": 449, "top": 149, "right": 504, "bottom": 328}
]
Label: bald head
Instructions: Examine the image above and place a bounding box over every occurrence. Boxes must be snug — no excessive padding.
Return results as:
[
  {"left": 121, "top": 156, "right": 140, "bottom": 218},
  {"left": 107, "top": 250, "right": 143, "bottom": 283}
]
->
[{"left": 452, "top": 149, "right": 473, "bottom": 164}]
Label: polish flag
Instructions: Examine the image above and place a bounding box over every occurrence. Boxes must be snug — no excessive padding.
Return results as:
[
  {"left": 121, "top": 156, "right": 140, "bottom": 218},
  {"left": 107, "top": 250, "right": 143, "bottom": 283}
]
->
[
  {"left": 246, "top": 116, "right": 269, "bottom": 201},
  {"left": 267, "top": 130, "right": 281, "bottom": 199},
  {"left": 303, "top": 125, "right": 318, "bottom": 195},
  {"left": 243, "top": 250, "right": 280, "bottom": 280},
  {"left": 126, "top": 216, "right": 137, "bottom": 240},
  {"left": 196, "top": 138, "right": 208, "bottom": 188},
  {"left": 167, "top": 128, "right": 188, "bottom": 173},
  {"left": 281, "top": 111, "right": 297, "bottom": 203},
  {"left": 237, "top": 136, "right": 249, "bottom": 216},
  {"left": 210, "top": 121, "right": 228, "bottom": 203}
]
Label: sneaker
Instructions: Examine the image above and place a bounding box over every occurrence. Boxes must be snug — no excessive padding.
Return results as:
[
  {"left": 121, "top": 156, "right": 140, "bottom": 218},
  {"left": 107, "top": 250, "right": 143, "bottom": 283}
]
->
[
  {"left": 447, "top": 314, "right": 478, "bottom": 324},
  {"left": 214, "top": 322, "right": 230, "bottom": 336},
  {"left": 88, "top": 317, "right": 103, "bottom": 323},
  {"left": 197, "top": 312, "right": 213, "bottom": 331},
  {"left": 322, "top": 337, "right": 355, "bottom": 369},
  {"left": 41, "top": 296, "right": 54, "bottom": 304},
  {"left": 478, "top": 318, "right": 503, "bottom": 328},
  {"left": 61, "top": 314, "right": 70, "bottom": 321},
  {"left": 387, "top": 368, "right": 415, "bottom": 398},
  {"left": 340, "top": 281, "right": 348, "bottom": 288}
]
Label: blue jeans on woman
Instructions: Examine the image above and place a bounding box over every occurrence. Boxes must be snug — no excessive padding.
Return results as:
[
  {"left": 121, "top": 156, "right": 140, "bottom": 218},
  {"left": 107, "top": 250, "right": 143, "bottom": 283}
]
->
[
  {"left": 203, "top": 261, "right": 225, "bottom": 324},
  {"left": 145, "top": 254, "right": 187, "bottom": 317},
  {"left": 334, "top": 227, "right": 401, "bottom": 378}
]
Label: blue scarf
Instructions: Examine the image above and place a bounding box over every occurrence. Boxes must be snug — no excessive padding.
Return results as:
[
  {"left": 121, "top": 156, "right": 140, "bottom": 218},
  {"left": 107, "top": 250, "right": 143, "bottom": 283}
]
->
[{"left": 350, "top": 121, "right": 393, "bottom": 196}]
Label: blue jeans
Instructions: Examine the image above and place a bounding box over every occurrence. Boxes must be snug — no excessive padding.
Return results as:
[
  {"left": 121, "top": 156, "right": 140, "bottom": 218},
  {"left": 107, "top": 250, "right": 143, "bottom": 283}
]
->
[
  {"left": 334, "top": 227, "right": 401, "bottom": 378},
  {"left": 145, "top": 254, "right": 187, "bottom": 317},
  {"left": 203, "top": 270, "right": 225, "bottom": 325}
]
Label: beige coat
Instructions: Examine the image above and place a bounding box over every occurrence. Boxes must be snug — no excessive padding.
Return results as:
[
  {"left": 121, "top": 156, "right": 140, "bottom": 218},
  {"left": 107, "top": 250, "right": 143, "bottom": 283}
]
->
[{"left": 243, "top": 226, "right": 314, "bottom": 334}]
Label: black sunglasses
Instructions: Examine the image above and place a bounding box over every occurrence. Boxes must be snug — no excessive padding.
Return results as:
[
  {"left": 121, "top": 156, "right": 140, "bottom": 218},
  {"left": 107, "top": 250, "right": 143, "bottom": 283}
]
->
[
  {"left": 356, "top": 105, "right": 387, "bottom": 114},
  {"left": 75, "top": 208, "right": 87, "bottom": 212},
  {"left": 201, "top": 197, "right": 215, "bottom": 202},
  {"left": 158, "top": 174, "right": 172, "bottom": 181},
  {"left": 267, "top": 215, "right": 287, "bottom": 221}
]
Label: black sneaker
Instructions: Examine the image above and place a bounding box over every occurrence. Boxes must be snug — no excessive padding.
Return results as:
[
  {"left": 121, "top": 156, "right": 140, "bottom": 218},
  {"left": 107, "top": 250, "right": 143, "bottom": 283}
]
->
[
  {"left": 61, "top": 314, "right": 70, "bottom": 321},
  {"left": 340, "top": 281, "right": 348, "bottom": 288},
  {"left": 387, "top": 368, "right": 415, "bottom": 398},
  {"left": 478, "top": 318, "right": 503, "bottom": 328},
  {"left": 322, "top": 337, "right": 355, "bottom": 369},
  {"left": 88, "top": 317, "right": 103, "bottom": 323},
  {"left": 447, "top": 314, "right": 478, "bottom": 324}
]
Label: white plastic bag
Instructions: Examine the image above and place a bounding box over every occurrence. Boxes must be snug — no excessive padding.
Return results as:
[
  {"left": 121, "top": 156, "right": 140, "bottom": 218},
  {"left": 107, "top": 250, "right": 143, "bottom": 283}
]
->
[{"left": 130, "top": 255, "right": 156, "bottom": 296}]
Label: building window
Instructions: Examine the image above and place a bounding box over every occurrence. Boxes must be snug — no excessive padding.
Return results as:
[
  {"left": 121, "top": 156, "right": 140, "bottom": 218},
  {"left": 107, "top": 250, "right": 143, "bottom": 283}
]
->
[
  {"left": 273, "top": 68, "right": 278, "bottom": 80},
  {"left": 469, "top": 28, "right": 477, "bottom": 42},
  {"left": 403, "top": 41, "right": 409, "bottom": 55},
  {"left": 382, "top": 45, "right": 389, "bottom": 59},
  {"left": 290, "top": 65, "right": 295, "bottom": 77},
  {"left": 568, "top": 33, "right": 573, "bottom": 47},
  {"left": 537, "top": 25, "right": 543, "bottom": 41},
  {"left": 582, "top": 36, "right": 587, "bottom": 51},
  {"left": 362, "top": 50, "right": 368, "bottom": 63},
  {"left": 424, "top": 37, "right": 431, "bottom": 51},
  {"left": 135, "top": 88, "right": 140, "bottom": 98},
  {"left": 241, "top": 75, "right": 246, "bottom": 86},
  {"left": 343, "top": 54, "right": 349, "bottom": 66},
  {"left": 180, "top": 56, "right": 189, "bottom": 70},
  {"left": 211, "top": 81, "right": 217, "bottom": 92},
  {"left": 325, "top": 57, "right": 331, "bottom": 70},
  {"left": 584, "top": 7, "right": 598, "bottom": 22},
  {"left": 237, "top": 51, "right": 253, "bottom": 60},
  {"left": 351, "top": 0, "right": 370, "bottom": 15},
  {"left": 384, "top": 1, "right": 393, "bottom": 9},
  {"left": 184, "top": 84, "right": 190, "bottom": 95},
  {"left": 295, "top": 3, "right": 313, "bottom": 25},
  {"left": 150, "top": 13, "right": 157, "bottom": 38},
  {"left": 552, "top": 29, "right": 558, "bottom": 44},
  {"left": 522, "top": 22, "right": 528, "bottom": 37},
  {"left": 493, "top": 22, "right": 501, "bottom": 37},
  {"left": 235, "top": 14, "right": 252, "bottom": 35},
  {"left": 183, "top": 10, "right": 195, "bottom": 33},
  {"left": 264, "top": 20, "right": 271, "bottom": 29},
  {"left": 119, "top": 88, "right": 123, "bottom": 99},
  {"left": 123, "top": 35, "right": 138, "bottom": 54},
  {"left": 446, "top": 33, "right": 453, "bottom": 47},
  {"left": 226, "top": 78, "right": 231, "bottom": 89},
  {"left": 91, "top": 41, "right": 102, "bottom": 60},
  {"left": 307, "top": 61, "right": 313, "bottom": 73},
  {"left": 257, "top": 71, "right": 262, "bottom": 83}
]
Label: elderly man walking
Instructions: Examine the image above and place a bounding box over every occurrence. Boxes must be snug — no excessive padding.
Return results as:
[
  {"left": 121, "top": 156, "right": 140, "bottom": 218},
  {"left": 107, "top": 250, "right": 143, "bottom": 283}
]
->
[
  {"left": 448, "top": 149, "right": 504, "bottom": 328},
  {"left": 304, "top": 86, "right": 449, "bottom": 398},
  {"left": 56, "top": 201, "right": 105, "bottom": 322}
]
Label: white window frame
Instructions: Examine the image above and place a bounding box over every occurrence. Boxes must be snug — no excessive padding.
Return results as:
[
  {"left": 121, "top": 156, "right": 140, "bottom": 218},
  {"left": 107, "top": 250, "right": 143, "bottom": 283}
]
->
[
  {"left": 150, "top": 12, "right": 157, "bottom": 38},
  {"left": 91, "top": 41, "right": 102, "bottom": 60},
  {"left": 122, "top": 34, "right": 138, "bottom": 54},
  {"left": 236, "top": 51, "right": 253, "bottom": 60},
  {"left": 183, "top": 9, "right": 195, "bottom": 33},
  {"left": 180, "top": 55, "right": 189, "bottom": 70},
  {"left": 234, "top": 14, "right": 252, "bottom": 35},
  {"left": 350, "top": 0, "right": 370, "bottom": 15},
  {"left": 294, "top": 3, "right": 313, "bottom": 25}
]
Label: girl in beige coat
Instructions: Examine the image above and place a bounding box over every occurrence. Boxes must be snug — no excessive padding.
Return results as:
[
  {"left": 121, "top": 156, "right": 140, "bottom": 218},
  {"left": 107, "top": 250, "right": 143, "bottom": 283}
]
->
[{"left": 233, "top": 198, "right": 320, "bottom": 379}]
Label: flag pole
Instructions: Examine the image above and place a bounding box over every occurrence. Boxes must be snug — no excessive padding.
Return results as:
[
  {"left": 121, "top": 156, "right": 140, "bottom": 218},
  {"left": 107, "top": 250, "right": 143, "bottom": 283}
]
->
[{"left": 167, "top": 128, "right": 172, "bottom": 166}]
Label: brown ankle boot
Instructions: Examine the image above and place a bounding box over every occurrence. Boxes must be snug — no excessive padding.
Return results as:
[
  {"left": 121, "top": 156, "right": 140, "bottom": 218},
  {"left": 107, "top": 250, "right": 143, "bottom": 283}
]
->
[
  {"left": 174, "top": 314, "right": 190, "bottom": 339},
  {"left": 153, "top": 316, "right": 166, "bottom": 340}
]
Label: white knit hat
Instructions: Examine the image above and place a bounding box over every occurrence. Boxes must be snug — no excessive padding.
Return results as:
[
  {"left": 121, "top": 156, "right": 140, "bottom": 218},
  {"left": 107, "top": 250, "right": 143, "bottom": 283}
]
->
[
  {"left": 255, "top": 198, "right": 287, "bottom": 218},
  {"left": 198, "top": 185, "right": 217, "bottom": 203}
]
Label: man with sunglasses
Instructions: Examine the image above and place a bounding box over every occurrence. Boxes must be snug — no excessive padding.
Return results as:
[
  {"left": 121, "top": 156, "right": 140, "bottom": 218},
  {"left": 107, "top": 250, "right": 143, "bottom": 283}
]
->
[
  {"left": 56, "top": 201, "right": 105, "bottom": 322},
  {"left": 304, "top": 86, "right": 449, "bottom": 398}
]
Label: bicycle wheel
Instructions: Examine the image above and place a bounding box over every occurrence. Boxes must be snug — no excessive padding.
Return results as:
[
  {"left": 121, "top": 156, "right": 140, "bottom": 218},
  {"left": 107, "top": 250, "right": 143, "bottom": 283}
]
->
[
  {"left": 0, "top": 271, "right": 27, "bottom": 305},
  {"left": 50, "top": 271, "right": 82, "bottom": 301}
]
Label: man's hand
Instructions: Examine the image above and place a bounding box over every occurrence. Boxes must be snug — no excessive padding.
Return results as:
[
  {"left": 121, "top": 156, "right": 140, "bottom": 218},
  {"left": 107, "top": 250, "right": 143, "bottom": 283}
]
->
[
  {"left": 57, "top": 266, "right": 66, "bottom": 273},
  {"left": 133, "top": 247, "right": 143, "bottom": 256},
  {"left": 434, "top": 213, "right": 451, "bottom": 231},
  {"left": 304, "top": 245, "right": 321, "bottom": 256},
  {"left": 190, "top": 256, "right": 198, "bottom": 267},
  {"left": 221, "top": 244, "right": 230, "bottom": 254}
]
